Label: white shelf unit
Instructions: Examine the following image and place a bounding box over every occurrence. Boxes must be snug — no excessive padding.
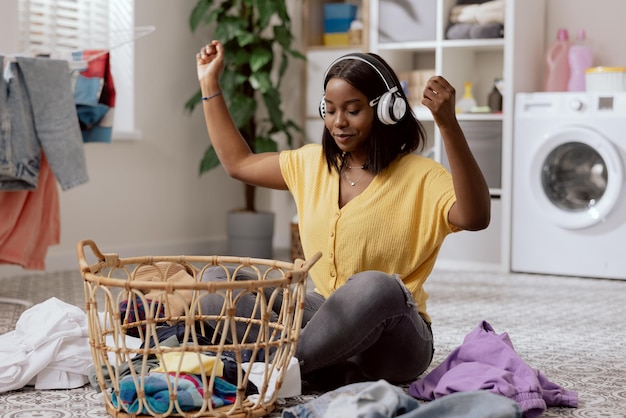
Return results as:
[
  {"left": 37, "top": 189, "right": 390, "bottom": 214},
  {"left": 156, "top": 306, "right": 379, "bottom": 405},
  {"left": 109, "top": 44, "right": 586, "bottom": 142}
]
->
[{"left": 301, "top": 0, "right": 547, "bottom": 272}]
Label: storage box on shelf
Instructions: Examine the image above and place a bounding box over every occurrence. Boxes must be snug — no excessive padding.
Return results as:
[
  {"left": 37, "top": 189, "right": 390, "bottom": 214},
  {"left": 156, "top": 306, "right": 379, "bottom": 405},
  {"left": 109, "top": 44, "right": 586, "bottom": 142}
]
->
[
  {"left": 303, "top": 0, "right": 369, "bottom": 49},
  {"left": 323, "top": 3, "right": 357, "bottom": 46},
  {"left": 323, "top": 3, "right": 357, "bottom": 32}
]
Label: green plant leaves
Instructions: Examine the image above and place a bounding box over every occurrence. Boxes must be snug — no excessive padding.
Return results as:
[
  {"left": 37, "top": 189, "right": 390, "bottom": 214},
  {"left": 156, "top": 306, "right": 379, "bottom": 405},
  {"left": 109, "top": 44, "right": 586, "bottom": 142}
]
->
[
  {"left": 254, "top": 136, "right": 279, "bottom": 153},
  {"left": 189, "top": 0, "right": 212, "bottom": 32},
  {"left": 187, "top": 0, "right": 305, "bottom": 179},
  {"left": 230, "top": 94, "right": 257, "bottom": 131},
  {"left": 250, "top": 47, "right": 272, "bottom": 73},
  {"left": 199, "top": 145, "right": 221, "bottom": 175},
  {"left": 184, "top": 89, "right": 203, "bottom": 114}
]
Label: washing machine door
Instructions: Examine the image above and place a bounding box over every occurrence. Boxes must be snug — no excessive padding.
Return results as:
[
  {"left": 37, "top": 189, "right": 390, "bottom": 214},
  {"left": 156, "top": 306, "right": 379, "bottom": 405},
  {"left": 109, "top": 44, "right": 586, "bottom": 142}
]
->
[{"left": 530, "top": 126, "right": 624, "bottom": 229}]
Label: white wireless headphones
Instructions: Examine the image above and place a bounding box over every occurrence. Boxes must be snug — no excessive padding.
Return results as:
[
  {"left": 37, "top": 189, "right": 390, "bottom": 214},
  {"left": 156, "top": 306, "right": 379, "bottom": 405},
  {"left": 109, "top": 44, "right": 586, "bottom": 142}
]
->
[{"left": 319, "top": 53, "right": 407, "bottom": 125}]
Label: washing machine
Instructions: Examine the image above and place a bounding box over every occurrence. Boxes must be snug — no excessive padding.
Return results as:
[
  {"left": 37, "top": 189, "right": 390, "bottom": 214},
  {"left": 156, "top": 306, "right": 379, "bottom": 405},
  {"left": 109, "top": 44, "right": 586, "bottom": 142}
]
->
[{"left": 512, "top": 92, "right": 626, "bottom": 280}]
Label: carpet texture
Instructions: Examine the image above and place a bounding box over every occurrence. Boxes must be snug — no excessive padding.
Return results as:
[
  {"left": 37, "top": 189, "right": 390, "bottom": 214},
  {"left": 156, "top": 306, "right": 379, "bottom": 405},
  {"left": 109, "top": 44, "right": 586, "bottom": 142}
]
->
[{"left": 1, "top": 268, "right": 624, "bottom": 417}]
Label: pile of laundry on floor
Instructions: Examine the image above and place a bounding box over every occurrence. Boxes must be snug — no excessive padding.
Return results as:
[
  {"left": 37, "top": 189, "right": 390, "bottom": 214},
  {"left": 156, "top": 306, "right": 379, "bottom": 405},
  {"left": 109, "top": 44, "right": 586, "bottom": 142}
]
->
[{"left": 0, "top": 296, "right": 577, "bottom": 417}]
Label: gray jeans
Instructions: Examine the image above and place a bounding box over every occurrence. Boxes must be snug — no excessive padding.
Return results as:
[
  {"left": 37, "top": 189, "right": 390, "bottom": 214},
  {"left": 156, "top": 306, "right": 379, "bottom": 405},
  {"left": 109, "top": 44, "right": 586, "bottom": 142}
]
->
[
  {"left": 296, "top": 271, "right": 433, "bottom": 384},
  {"left": 200, "top": 268, "right": 433, "bottom": 386},
  {"left": 0, "top": 56, "right": 88, "bottom": 191}
]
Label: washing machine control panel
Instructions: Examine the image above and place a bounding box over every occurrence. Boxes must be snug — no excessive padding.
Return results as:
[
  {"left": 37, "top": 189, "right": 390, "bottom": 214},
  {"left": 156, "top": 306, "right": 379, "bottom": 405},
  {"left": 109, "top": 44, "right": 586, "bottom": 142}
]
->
[
  {"left": 565, "top": 95, "right": 620, "bottom": 114},
  {"left": 517, "top": 92, "right": 626, "bottom": 117}
]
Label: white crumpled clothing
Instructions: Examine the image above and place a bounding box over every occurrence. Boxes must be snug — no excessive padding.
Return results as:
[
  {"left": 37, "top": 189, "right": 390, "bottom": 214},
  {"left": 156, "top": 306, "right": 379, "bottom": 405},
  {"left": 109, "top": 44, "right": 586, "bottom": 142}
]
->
[
  {"left": 0, "top": 297, "right": 93, "bottom": 392},
  {"left": 244, "top": 356, "right": 301, "bottom": 403}
]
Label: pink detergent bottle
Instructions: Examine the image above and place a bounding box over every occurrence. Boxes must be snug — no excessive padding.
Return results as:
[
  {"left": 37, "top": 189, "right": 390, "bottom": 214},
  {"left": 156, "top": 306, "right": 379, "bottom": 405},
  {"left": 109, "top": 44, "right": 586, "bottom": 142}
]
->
[
  {"left": 567, "top": 29, "right": 593, "bottom": 91},
  {"left": 544, "top": 28, "right": 570, "bottom": 92}
]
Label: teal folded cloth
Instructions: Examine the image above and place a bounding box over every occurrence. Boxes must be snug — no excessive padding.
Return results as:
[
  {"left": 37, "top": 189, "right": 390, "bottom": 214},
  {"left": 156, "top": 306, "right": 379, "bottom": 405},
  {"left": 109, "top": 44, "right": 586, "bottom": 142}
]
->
[{"left": 113, "top": 372, "right": 237, "bottom": 414}]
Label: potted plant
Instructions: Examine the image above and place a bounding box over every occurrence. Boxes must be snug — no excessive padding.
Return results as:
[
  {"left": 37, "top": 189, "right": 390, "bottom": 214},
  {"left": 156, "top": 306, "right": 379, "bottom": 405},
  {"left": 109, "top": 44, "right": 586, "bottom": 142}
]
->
[{"left": 185, "top": 0, "right": 304, "bottom": 258}]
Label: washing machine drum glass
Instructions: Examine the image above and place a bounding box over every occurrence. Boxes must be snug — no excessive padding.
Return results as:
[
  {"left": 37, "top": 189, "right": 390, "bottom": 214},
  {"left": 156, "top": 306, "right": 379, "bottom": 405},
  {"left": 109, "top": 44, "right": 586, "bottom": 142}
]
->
[{"left": 541, "top": 142, "right": 607, "bottom": 212}]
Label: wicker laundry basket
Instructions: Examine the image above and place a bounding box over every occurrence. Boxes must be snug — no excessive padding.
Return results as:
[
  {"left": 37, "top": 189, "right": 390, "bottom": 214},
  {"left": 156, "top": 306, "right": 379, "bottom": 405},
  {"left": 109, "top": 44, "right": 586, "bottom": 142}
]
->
[{"left": 77, "top": 239, "right": 320, "bottom": 418}]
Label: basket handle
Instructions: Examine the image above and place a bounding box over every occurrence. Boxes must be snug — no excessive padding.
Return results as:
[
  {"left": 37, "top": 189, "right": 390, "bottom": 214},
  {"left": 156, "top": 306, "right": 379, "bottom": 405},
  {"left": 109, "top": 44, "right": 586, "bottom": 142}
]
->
[
  {"left": 299, "top": 251, "right": 322, "bottom": 272},
  {"left": 76, "top": 239, "right": 119, "bottom": 273}
]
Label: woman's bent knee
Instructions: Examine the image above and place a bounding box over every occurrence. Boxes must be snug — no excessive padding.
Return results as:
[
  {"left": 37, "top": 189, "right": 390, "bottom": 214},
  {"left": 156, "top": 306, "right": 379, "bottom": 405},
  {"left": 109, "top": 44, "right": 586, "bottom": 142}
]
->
[{"left": 343, "top": 271, "right": 415, "bottom": 311}]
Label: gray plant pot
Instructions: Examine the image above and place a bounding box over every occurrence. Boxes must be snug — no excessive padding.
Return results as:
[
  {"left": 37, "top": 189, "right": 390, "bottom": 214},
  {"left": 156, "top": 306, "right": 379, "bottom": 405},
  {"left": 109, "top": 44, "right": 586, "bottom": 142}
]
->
[{"left": 227, "top": 211, "right": 275, "bottom": 259}]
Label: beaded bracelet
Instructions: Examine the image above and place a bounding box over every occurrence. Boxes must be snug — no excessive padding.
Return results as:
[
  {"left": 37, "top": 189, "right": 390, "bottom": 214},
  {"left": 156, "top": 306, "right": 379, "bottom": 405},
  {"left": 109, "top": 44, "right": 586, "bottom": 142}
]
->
[{"left": 202, "top": 90, "right": 222, "bottom": 101}]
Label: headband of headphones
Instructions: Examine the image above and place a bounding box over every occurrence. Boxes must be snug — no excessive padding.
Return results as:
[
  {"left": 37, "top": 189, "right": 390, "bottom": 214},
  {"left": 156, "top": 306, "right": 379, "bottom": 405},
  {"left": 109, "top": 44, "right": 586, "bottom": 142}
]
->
[{"left": 323, "top": 52, "right": 399, "bottom": 95}]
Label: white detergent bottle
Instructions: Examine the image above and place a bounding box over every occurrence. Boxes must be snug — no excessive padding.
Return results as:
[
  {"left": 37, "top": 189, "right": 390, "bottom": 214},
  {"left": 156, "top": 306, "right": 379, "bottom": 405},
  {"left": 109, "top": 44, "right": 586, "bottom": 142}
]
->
[
  {"left": 456, "top": 81, "right": 477, "bottom": 113},
  {"left": 544, "top": 28, "right": 570, "bottom": 92},
  {"left": 567, "top": 29, "right": 593, "bottom": 91}
]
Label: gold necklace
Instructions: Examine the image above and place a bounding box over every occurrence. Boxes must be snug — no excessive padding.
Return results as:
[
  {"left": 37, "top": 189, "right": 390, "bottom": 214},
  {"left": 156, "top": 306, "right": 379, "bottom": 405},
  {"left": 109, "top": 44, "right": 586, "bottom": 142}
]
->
[{"left": 343, "top": 166, "right": 366, "bottom": 187}]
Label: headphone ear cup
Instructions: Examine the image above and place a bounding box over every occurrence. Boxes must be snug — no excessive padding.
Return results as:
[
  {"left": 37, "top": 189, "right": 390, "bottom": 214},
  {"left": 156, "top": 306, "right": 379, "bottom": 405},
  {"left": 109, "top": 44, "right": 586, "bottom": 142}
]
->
[
  {"left": 376, "top": 92, "right": 407, "bottom": 125},
  {"left": 392, "top": 93, "right": 408, "bottom": 122},
  {"left": 377, "top": 92, "right": 393, "bottom": 125},
  {"left": 319, "top": 96, "right": 326, "bottom": 119}
]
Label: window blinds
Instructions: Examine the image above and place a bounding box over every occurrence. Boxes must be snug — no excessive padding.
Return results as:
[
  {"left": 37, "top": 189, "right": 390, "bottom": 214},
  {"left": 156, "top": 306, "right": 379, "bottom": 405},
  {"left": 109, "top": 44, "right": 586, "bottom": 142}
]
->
[
  {"left": 19, "top": 0, "right": 109, "bottom": 55},
  {"left": 18, "top": 0, "right": 138, "bottom": 139}
]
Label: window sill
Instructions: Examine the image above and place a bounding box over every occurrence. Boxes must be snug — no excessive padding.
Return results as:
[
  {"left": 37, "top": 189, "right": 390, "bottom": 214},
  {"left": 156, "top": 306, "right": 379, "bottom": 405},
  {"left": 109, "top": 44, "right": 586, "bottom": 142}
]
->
[{"left": 112, "top": 130, "right": 143, "bottom": 141}]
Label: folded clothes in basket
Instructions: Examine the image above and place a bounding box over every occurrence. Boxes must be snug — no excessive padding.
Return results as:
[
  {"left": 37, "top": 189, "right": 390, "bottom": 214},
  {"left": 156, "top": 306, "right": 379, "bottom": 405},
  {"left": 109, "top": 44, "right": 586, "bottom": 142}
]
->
[
  {"left": 89, "top": 334, "right": 259, "bottom": 397},
  {"left": 113, "top": 372, "right": 237, "bottom": 414},
  {"left": 153, "top": 351, "right": 225, "bottom": 375}
]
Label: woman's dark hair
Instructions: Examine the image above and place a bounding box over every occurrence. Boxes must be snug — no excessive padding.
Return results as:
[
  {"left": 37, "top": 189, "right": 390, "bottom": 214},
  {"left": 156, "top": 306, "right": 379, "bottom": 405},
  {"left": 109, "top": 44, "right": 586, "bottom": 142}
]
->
[{"left": 322, "top": 53, "right": 427, "bottom": 174}]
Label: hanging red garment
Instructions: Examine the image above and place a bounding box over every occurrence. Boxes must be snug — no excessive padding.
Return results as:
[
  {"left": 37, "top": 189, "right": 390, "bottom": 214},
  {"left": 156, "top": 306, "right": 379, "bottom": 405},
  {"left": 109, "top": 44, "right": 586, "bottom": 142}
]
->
[
  {"left": 0, "top": 152, "right": 60, "bottom": 270},
  {"left": 73, "top": 49, "right": 116, "bottom": 143}
]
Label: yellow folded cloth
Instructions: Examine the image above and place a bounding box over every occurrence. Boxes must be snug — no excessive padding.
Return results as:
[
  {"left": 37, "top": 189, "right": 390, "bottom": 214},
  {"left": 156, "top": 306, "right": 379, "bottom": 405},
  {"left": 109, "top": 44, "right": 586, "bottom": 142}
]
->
[{"left": 153, "top": 351, "right": 224, "bottom": 376}]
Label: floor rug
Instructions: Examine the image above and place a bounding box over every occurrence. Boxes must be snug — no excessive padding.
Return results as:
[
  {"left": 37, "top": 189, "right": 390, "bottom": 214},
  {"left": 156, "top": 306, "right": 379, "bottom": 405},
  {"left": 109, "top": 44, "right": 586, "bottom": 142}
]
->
[{"left": 1, "top": 269, "right": 624, "bottom": 417}]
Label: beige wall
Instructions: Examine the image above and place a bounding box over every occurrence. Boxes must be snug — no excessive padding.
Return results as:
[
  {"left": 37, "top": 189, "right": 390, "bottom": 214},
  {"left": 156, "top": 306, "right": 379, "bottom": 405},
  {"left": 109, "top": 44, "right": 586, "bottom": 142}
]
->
[{"left": 0, "top": 2, "right": 18, "bottom": 52}]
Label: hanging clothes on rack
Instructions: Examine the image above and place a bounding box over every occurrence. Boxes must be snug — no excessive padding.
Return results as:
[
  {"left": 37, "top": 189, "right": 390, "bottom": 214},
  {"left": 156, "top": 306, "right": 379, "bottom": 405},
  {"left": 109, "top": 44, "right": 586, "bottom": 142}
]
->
[
  {"left": 69, "top": 26, "right": 155, "bottom": 143},
  {"left": 0, "top": 55, "right": 86, "bottom": 270},
  {"left": 0, "top": 152, "right": 60, "bottom": 270},
  {"left": 0, "top": 25, "right": 155, "bottom": 271},
  {"left": 0, "top": 55, "right": 88, "bottom": 191},
  {"left": 72, "top": 49, "right": 116, "bottom": 143}
]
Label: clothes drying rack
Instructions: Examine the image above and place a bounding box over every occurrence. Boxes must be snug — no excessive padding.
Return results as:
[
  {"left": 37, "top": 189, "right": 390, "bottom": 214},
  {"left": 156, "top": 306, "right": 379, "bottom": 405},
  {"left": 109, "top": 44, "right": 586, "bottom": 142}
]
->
[
  {"left": 2, "top": 25, "right": 155, "bottom": 70},
  {"left": 0, "top": 25, "right": 156, "bottom": 309}
]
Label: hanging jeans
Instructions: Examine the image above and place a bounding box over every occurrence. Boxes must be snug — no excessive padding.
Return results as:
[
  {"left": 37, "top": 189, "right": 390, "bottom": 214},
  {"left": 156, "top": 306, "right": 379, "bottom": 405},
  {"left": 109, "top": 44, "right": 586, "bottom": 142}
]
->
[{"left": 0, "top": 56, "right": 88, "bottom": 191}]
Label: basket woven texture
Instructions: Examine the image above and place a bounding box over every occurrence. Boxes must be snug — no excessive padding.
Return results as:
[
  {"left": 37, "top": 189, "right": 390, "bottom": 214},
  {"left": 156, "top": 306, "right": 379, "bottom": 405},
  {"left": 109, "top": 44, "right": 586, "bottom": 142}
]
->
[{"left": 77, "top": 240, "right": 320, "bottom": 418}]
